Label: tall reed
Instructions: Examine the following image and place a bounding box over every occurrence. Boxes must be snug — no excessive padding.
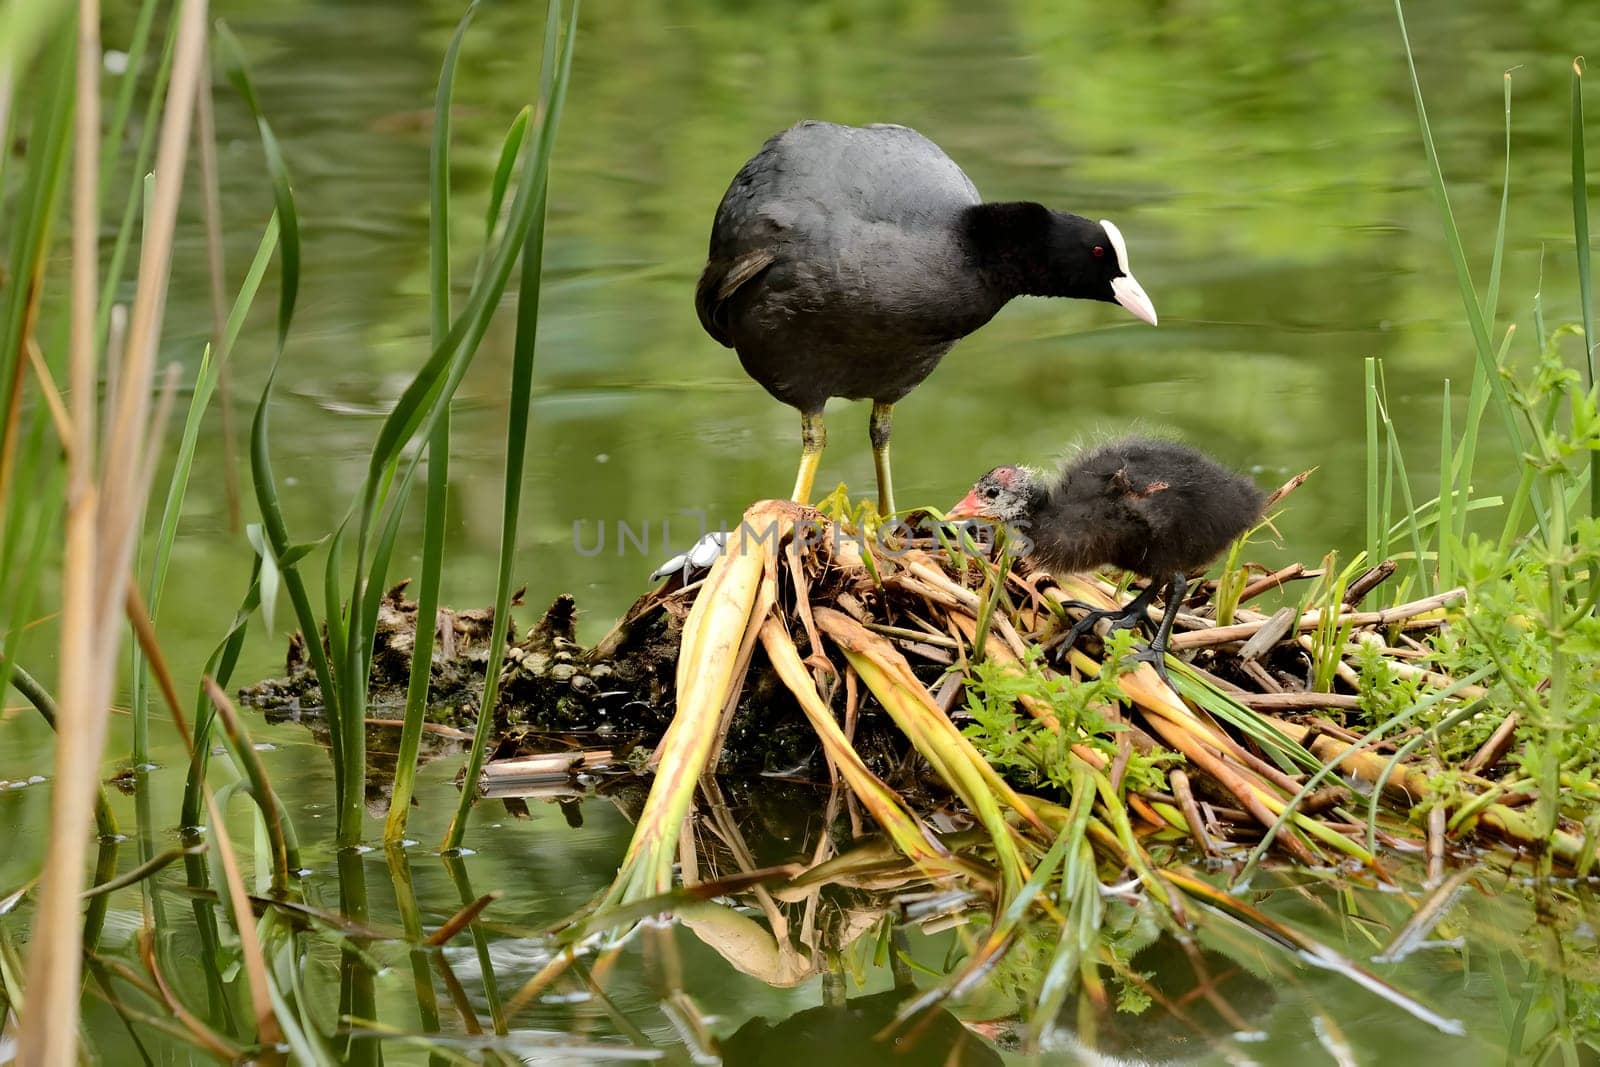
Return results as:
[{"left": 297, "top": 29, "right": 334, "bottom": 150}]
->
[
  {"left": 228, "top": 0, "right": 579, "bottom": 852},
  {"left": 19, "top": 2, "right": 207, "bottom": 1061},
  {"left": 444, "top": 0, "right": 578, "bottom": 851},
  {"left": 386, "top": 1, "right": 478, "bottom": 844},
  {"left": 1385, "top": 3, "right": 1599, "bottom": 865}
]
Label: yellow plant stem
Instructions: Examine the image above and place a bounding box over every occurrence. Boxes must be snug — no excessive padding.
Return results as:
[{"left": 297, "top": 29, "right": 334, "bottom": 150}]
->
[
  {"left": 606, "top": 501, "right": 787, "bottom": 904},
  {"left": 759, "top": 615, "right": 959, "bottom": 872}
]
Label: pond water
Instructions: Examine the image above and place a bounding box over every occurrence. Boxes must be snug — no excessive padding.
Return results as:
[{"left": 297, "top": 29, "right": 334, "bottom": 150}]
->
[{"left": 6, "top": 0, "right": 1600, "bottom": 1062}]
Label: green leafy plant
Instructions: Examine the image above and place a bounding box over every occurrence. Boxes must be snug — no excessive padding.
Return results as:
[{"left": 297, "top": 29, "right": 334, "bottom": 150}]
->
[{"left": 962, "top": 636, "right": 1172, "bottom": 797}]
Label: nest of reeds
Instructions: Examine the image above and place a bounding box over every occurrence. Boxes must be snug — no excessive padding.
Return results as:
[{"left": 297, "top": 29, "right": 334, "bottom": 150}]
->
[
  {"left": 454, "top": 494, "right": 1590, "bottom": 1038},
  {"left": 235, "top": 491, "right": 1575, "bottom": 1039},
  {"left": 560, "top": 492, "right": 1594, "bottom": 918}
]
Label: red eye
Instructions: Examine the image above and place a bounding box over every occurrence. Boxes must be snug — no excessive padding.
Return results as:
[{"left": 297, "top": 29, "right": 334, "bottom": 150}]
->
[{"left": 1092, "top": 245, "right": 1105, "bottom": 258}]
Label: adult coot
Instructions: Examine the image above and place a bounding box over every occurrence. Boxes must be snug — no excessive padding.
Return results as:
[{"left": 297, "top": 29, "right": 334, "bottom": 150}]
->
[
  {"left": 948, "top": 437, "right": 1263, "bottom": 676},
  {"left": 697, "top": 121, "right": 1157, "bottom": 516}
]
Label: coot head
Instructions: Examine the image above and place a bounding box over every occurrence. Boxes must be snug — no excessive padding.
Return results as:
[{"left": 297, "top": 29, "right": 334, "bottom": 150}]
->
[
  {"left": 1050, "top": 216, "right": 1157, "bottom": 325},
  {"left": 947, "top": 465, "right": 1048, "bottom": 523},
  {"left": 1075, "top": 212, "right": 1152, "bottom": 321},
  {"left": 965, "top": 205, "right": 1157, "bottom": 325}
]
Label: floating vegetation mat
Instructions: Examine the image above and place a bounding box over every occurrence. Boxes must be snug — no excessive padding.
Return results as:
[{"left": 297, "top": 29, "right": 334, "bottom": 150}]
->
[{"left": 242, "top": 494, "right": 1588, "bottom": 1047}]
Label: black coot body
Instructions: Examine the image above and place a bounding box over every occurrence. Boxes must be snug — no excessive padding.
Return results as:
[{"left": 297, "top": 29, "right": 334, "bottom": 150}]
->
[
  {"left": 697, "top": 121, "right": 1156, "bottom": 515},
  {"left": 699, "top": 123, "right": 997, "bottom": 411},
  {"left": 950, "top": 436, "right": 1264, "bottom": 674}
]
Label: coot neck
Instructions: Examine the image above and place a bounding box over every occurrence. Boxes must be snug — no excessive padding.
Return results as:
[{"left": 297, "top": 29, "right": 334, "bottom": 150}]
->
[{"left": 959, "top": 201, "right": 1096, "bottom": 300}]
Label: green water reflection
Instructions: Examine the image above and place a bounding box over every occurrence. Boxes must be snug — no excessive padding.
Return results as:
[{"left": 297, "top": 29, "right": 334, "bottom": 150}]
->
[{"left": 8, "top": 0, "right": 1600, "bottom": 1061}]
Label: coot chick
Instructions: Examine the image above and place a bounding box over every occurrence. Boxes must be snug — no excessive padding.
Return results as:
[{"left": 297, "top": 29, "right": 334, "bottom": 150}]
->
[
  {"left": 697, "top": 121, "right": 1157, "bottom": 517},
  {"left": 948, "top": 437, "right": 1264, "bottom": 675}
]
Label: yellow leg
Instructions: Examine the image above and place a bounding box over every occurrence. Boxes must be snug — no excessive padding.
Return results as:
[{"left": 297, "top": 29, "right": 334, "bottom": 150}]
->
[
  {"left": 870, "top": 401, "right": 895, "bottom": 517},
  {"left": 791, "top": 410, "right": 825, "bottom": 504}
]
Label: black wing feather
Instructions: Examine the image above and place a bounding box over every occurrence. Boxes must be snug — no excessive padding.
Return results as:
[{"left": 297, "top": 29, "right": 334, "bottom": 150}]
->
[{"left": 694, "top": 249, "right": 776, "bottom": 348}]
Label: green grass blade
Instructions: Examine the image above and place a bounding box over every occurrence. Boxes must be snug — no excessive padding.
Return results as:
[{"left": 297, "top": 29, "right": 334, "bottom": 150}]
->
[
  {"left": 1376, "top": 364, "right": 1431, "bottom": 591},
  {"left": 1485, "top": 70, "right": 1513, "bottom": 321},
  {"left": 181, "top": 560, "right": 263, "bottom": 830},
  {"left": 95, "top": 8, "right": 176, "bottom": 349},
  {"left": 0, "top": 24, "right": 74, "bottom": 449},
  {"left": 216, "top": 23, "right": 299, "bottom": 351},
  {"left": 1575, "top": 58, "right": 1594, "bottom": 389},
  {"left": 389, "top": 0, "right": 477, "bottom": 843},
  {"left": 442, "top": 854, "right": 508, "bottom": 1034},
  {"left": 1365, "top": 357, "right": 1380, "bottom": 566},
  {"left": 384, "top": 848, "right": 443, "bottom": 1045},
  {"left": 1437, "top": 378, "right": 1454, "bottom": 589},
  {"left": 431, "top": 4, "right": 474, "bottom": 341},
  {"left": 1393, "top": 0, "right": 1527, "bottom": 472},
  {"left": 385, "top": 418, "right": 448, "bottom": 844},
  {"left": 0, "top": 419, "right": 65, "bottom": 760},
  {"left": 442, "top": 0, "right": 578, "bottom": 851},
  {"left": 217, "top": 24, "right": 343, "bottom": 817},
  {"left": 1168, "top": 664, "right": 1319, "bottom": 772},
  {"left": 476, "top": 108, "right": 531, "bottom": 286},
  {"left": 338, "top": 63, "right": 567, "bottom": 848},
  {"left": 97, "top": 0, "right": 160, "bottom": 202},
  {"left": 203, "top": 679, "right": 298, "bottom": 893},
  {"left": 0, "top": 4, "right": 71, "bottom": 82},
  {"left": 323, "top": 519, "right": 348, "bottom": 672},
  {"left": 133, "top": 216, "right": 278, "bottom": 765},
  {"left": 1574, "top": 58, "right": 1598, "bottom": 533}
]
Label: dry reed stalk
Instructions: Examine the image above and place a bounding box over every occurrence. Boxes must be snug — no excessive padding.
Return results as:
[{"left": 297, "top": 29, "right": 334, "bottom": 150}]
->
[
  {"left": 21, "top": 6, "right": 207, "bottom": 1062},
  {"left": 759, "top": 615, "right": 954, "bottom": 870},
  {"left": 1167, "top": 589, "right": 1463, "bottom": 650},
  {"left": 136, "top": 932, "right": 239, "bottom": 1060},
  {"left": 479, "top": 749, "right": 612, "bottom": 785},
  {"left": 199, "top": 788, "right": 281, "bottom": 1049},
  {"left": 1236, "top": 562, "right": 1307, "bottom": 603},
  {"left": 93, "top": 6, "right": 206, "bottom": 635},
  {"left": 1427, "top": 803, "right": 1446, "bottom": 885},
  {"left": 1343, "top": 560, "right": 1398, "bottom": 606},
  {"left": 1170, "top": 770, "right": 1215, "bottom": 857},
  {"left": 815, "top": 607, "right": 1046, "bottom": 832},
  {"left": 1464, "top": 712, "right": 1519, "bottom": 774},
  {"left": 1236, "top": 607, "right": 1298, "bottom": 660},
  {"left": 707, "top": 568, "right": 773, "bottom": 768},
  {"left": 24, "top": 336, "right": 72, "bottom": 447},
  {"left": 1269, "top": 716, "right": 1586, "bottom": 865},
  {"left": 21, "top": 5, "right": 100, "bottom": 1062},
  {"left": 1238, "top": 658, "right": 1286, "bottom": 693},
  {"left": 1037, "top": 581, "right": 1337, "bottom": 862},
  {"left": 1295, "top": 633, "right": 1364, "bottom": 690},
  {"left": 1237, "top": 692, "right": 1363, "bottom": 711}
]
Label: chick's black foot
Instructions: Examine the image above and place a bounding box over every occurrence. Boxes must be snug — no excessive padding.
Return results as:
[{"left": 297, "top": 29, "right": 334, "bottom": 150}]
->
[
  {"left": 1127, "top": 643, "right": 1173, "bottom": 686},
  {"left": 1127, "top": 572, "right": 1190, "bottom": 690},
  {"left": 1043, "top": 583, "right": 1162, "bottom": 665}
]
